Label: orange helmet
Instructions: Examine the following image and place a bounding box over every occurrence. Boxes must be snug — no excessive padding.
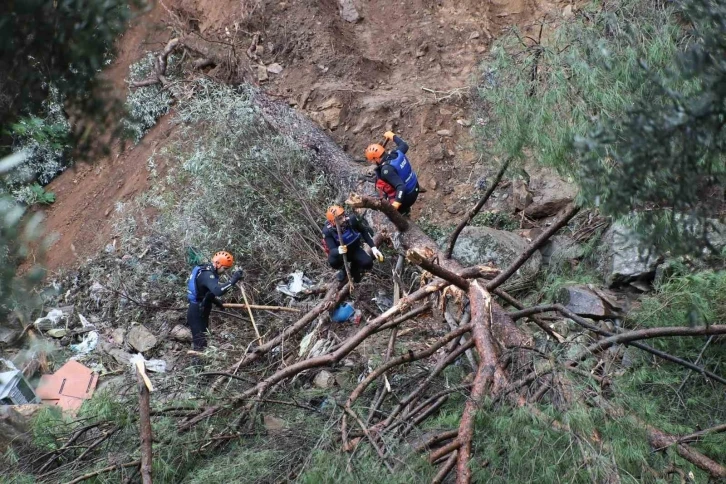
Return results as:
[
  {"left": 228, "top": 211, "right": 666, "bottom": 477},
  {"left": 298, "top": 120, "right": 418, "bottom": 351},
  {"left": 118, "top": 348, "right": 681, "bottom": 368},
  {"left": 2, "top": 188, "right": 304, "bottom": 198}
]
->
[
  {"left": 326, "top": 205, "right": 345, "bottom": 225},
  {"left": 212, "top": 251, "right": 234, "bottom": 269},
  {"left": 365, "top": 144, "right": 385, "bottom": 163}
]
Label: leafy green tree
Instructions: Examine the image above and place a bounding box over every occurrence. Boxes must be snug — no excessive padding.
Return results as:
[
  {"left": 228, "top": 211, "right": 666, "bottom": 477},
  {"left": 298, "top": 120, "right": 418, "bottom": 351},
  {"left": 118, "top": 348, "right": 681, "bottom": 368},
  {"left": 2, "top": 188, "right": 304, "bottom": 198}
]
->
[
  {"left": 0, "top": 0, "right": 139, "bottom": 158},
  {"left": 577, "top": 0, "right": 726, "bottom": 255}
]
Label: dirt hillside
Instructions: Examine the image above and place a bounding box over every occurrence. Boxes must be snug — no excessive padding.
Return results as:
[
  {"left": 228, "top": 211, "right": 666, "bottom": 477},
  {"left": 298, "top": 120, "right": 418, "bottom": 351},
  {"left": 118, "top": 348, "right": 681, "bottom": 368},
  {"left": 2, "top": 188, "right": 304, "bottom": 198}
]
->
[{"left": 41, "top": 0, "right": 569, "bottom": 271}]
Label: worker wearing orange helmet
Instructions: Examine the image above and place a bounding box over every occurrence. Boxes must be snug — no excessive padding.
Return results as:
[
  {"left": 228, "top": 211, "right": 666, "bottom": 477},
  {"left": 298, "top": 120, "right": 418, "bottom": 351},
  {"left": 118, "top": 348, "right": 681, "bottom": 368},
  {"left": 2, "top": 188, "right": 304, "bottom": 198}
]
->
[
  {"left": 366, "top": 131, "right": 420, "bottom": 215},
  {"left": 186, "top": 251, "right": 243, "bottom": 350},
  {"left": 323, "top": 205, "right": 384, "bottom": 282}
]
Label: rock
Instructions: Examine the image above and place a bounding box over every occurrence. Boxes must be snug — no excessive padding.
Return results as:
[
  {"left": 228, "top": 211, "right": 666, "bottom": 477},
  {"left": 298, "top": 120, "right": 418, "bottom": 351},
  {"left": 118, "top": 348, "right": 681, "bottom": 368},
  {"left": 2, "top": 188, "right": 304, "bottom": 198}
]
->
[
  {"left": 557, "top": 285, "right": 615, "bottom": 319},
  {"left": 441, "top": 226, "right": 541, "bottom": 281},
  {"left": 600, "top": 221, "right": 661, "bottom": 286},
  {"left": 95, "top": 375, "right": 127, "bottom": 396},
  {"left": 429, "top": 178, "right": 438, "bottom": 190},
  {"left": 100, "top": 342, "right": 133, "bottom": 366},
  {"left": 313, "top": 370, "right": 336, "bottom": 389},
  {"left": 266, "top": 63, "right": 283, "bottom": 74},
  {"left": 511, "top": 179, "right": 533, "bottom": 211},
  {"left": 0, "top": 327, "right": 20, "bottom": 347},
  {"left": 46, "top": 328, "right": 68, "bottom": 338},
  {"left": 257, "top": 65, "right": 269, "bottom": 82},
  {"left": 319, "top": 97, "right": 343, "bottom": 110},
  {"left": 170, "top": 325, "right": 192, "bottom": 343},
  {"left": 322, "top": 108, "right": 342, "bottom": 130},
  {"left": 456, "top": 119, "right": 472, "bottom": 127},
  {"left": 436, "top": 129, "right": 452, "bottom": 137},
  {"left": 111, "top": 328, "right": 126, "bottom": 346},
  {"left": 0, "top": 405, "right": 40, "bottom": 453},
  {"left": 563, "top": 4, "right": 574, "bottom": 18},
  {"left": 540, "top": 235, "right": 584, "bottom": 266},
  {"left": 469, "top": 31, "right": 481, "bottom": 40},
  {"left": 263, "top": 415, "right": 286, "bottom": 431},
  {"left": 338, "top": 0, "right": 360, "bottom": 22},
  {"left": 127, "top": 325, "right": 157, "bottom": 353},
  {"left": 524, "top": 196, "right": 572, "bottom": 219}
]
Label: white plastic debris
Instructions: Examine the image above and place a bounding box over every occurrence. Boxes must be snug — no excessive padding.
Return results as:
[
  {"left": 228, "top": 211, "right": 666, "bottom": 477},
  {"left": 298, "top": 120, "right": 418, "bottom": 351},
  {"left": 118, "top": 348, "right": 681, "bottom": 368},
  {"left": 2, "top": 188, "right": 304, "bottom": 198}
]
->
[
  {"left": 89, "top": 282, "right": 107, "bottom": 306},
  {"left": 276, "top": 271, "right": 314, "bottom": 298},
  {"left": 70, "top": 331, "right": 99, "bottom": 359},
  {"left": 129, "top": 354, "right": 167, "bottom": 373},
  {"left": 299, "top": 331, "right": 316, "bottom": 357},
  {"left": 33, "top": 308, "right": 65, "bottom": 329},
  {"left": 78, "top": 313, "right": 94, "bottom": 329}
]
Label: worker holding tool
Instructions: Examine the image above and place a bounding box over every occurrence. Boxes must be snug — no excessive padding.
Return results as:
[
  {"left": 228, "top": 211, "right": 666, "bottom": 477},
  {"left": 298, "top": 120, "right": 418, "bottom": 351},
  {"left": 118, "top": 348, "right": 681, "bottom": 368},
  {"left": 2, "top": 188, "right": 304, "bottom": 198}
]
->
[
  {"left": 186, "top": 251, "right": 243, "bottom": 351},
  {"left": 323, "top": 205, "right": 384, "bottom": 283},
  {"left": 366, "top": 131, "right": 420, "bottom": 215}
]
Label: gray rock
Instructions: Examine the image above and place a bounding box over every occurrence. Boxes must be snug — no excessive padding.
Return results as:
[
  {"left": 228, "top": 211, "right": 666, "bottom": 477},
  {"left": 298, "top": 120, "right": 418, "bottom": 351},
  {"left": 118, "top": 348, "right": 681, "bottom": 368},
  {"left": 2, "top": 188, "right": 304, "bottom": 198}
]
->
[
  {"left": 127, "top": 325, "right": 158, "bottom": 353},
  {"left": 0, "top": 327, "right": 20, "bottom": 347},
  {"left": 540, "top": 235, "right": 584, "bottom": 266},
  {"left": 111, "top": 328, "right": 126, "bottom": 346},
  {"left": 557, "top": 285, "right": 615, "bottom": 319},
  {"left": 441, "top": 226, "right": 541, "bottom": 281},
  {"left": 339, "top": 0, "right": 360, "bottom": 22},
  {"left": 511, "top": 179, "right": 533, "bottom": 211},
  {"left": 266, "top": 63, "right": 283, "bottom": 74},
  {"left": 169, "top": 325, "right": 192, "bottom": 343},
  {"left": 313, "top": 370, "right": 336, "bottom": 389},
  {"left": 257, "top": 65, "right": 269, "bottom": 82},
  {"left": 600, "top": 221, "right": 661, "bottom": 287}
]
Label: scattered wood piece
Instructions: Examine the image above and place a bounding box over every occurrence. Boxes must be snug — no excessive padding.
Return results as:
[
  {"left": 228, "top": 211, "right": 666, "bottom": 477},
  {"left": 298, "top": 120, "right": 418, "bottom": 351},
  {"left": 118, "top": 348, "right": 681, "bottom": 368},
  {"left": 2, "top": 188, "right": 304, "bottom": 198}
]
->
[{"left": 135, "top": 362, "right": 153, "bottom": 484}]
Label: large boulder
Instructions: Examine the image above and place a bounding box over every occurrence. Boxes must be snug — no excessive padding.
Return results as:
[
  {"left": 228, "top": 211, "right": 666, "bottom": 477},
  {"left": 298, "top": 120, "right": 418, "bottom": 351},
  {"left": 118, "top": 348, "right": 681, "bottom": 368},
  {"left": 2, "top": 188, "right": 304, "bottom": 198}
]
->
[
  {"left": 443, "top": 226, "right": 541, "bottom": 281},
  {"left": 600, "top": 221, "right": 661, "bottom": 287}
]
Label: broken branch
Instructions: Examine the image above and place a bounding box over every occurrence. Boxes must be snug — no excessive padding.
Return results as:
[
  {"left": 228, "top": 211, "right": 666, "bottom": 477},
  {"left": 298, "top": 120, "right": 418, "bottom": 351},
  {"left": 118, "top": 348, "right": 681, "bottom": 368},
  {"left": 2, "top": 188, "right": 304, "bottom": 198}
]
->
[{"left": 445, "top": 158, "right": 511, "bottom": 259}]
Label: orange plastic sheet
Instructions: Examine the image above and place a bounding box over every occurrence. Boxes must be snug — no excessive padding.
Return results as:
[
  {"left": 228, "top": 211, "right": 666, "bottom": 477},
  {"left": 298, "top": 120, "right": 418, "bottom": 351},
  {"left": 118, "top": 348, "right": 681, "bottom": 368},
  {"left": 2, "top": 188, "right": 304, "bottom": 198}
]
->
[{"left": 35, "top": 361, "right": 98, "bottom": 414}]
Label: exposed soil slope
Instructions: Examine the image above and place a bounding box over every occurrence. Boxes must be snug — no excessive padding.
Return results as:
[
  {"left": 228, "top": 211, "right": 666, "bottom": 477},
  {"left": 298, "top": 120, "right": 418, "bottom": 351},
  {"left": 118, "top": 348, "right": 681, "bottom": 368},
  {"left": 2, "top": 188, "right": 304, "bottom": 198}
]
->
[{"left": 41, "top": 0, "right": 570, "bottom": 271}]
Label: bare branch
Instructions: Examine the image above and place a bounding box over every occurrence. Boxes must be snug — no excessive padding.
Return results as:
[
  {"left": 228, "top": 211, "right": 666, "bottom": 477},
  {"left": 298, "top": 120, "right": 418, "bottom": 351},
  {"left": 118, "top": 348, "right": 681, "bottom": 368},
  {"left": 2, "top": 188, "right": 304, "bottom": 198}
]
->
[{"left": 445, "top": 158, "right": 511, "bottom": 259}]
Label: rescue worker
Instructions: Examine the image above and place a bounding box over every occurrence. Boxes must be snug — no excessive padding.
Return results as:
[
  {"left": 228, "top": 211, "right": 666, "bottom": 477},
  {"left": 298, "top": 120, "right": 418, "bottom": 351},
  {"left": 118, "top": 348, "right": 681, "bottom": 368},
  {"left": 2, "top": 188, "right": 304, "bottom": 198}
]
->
[
  {"left": 323, "top": 205, "right": 384, "bottom": 282},
  {"left": 366, "top": 131, "right": 420, "bottom": 215},
  {"left": 186, "top": 251, "right": 243, "bottom": 351}
]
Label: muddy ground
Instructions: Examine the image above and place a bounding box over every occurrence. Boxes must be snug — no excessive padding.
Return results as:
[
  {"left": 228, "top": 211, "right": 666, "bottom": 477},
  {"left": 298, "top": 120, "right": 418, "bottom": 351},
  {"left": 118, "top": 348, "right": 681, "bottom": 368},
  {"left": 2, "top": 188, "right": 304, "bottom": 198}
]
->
[{"left": 40, "top": 0, "right": 572, "bottom": 271}]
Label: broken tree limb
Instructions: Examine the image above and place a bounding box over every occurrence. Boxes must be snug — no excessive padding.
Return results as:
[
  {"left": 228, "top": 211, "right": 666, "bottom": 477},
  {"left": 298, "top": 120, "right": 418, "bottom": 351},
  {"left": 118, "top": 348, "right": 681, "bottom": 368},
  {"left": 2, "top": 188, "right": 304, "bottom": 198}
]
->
[
  {"left": 135, "top": 362, "right": 153, "bottom": 484},
  {"left": 407, "top": 248, "right": 470, "bottom": 291},
  {"left": 63, "top": 460, "right": 141, "bottom": 484},
  {"left": 433, "top": 450, "right": 459, "bottom": 484},
  {"left": 457, "top": 281, "right": 507, "bottom": 484},
  {"left": 445, "top": 158, "right": 511, "bottom": 259},
  {"left": 486, "top": 204, "right": 580, "bottom": 291},
  {"left": 222, "top": 303, "right": 301, "bottom": 313},
  {"left": 222, "top": 282, "right": 346, "bottom": 374},
  {"left": 414, "top": 430, "right": 459, "bottom": 453},
  {"left": 597, "top": 398, "right": 726, "bottom": 479},
  {"left": 130, "top": 38, "right": 180, "bottom": 88},
  {"left": 347, "top": 194, "right": 410, "bottom": 231},
  {"left": 571, "top": 324, "right": 726, "bottom": 362},
  {"left": 676, "top": 423, "right": 726, "bottom": 445},
  {"left": 509, "top": 304, "right": 726, "bottom": 386},
  {"left": 493, "top": 288, "right": 561, "bottom": 341},
  {"left": 238, "top": 283, "right": 263, "bottom": 344}
]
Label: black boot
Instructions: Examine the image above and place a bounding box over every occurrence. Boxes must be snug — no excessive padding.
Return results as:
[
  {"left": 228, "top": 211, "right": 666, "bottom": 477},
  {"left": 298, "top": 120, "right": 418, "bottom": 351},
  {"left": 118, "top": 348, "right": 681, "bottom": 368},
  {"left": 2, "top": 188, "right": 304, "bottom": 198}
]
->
[{"left": 336, "top": 270, "right": 347, "bottom": 282}]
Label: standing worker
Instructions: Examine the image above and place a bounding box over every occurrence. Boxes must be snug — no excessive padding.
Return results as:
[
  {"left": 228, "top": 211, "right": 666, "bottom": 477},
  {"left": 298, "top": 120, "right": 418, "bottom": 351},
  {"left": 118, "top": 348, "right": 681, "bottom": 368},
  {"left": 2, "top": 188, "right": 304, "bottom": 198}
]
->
[
  {"left": 366, "top": 131, "right": 420, "bottom": 215},
  {"left": 323, "top": 205, "right": 384, "bottom": 282},
  {"left": 186, "top": 251, "right": 243, "bottom": 351}
]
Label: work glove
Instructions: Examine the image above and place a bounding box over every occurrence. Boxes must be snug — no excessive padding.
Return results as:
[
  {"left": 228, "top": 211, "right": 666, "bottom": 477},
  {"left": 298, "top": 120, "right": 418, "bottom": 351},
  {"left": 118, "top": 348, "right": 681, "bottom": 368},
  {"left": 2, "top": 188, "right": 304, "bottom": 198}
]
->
[
  {"left": 214, "top": 299, "right": 225, "bottom": 310},
  {"left": 384, "top": 131, "right": 396, "bottom": 141},
  {"left": 391, "top": 201, "right": 402, "bottom": 210},
  {"left": 338, "top": 245, "right": 348, "bottom": 255},
  {"left": 230, "top": 269, "right": 244, "bottom": 284},
  {"left": 371, "top": 247, "right": 384, "bottom": 263}
]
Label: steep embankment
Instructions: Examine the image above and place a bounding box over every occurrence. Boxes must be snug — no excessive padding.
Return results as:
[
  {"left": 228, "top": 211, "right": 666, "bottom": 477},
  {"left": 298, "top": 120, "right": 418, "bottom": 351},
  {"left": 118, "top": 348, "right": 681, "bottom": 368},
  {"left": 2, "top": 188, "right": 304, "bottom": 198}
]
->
[{"left": 40, "top": 0, "right": 573, "bottom": 271}]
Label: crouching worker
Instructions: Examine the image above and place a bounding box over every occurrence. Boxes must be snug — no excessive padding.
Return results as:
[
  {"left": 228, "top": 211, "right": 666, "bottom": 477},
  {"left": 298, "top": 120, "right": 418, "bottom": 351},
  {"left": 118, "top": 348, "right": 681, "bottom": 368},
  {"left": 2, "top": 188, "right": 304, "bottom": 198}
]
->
[
  {"left": 366, "top": 131, "right": 420, "bottom": 215},
  {"left": 186, "top": 251, "right": 243, "bottom": 350},
  {"left": 323, "top": 205, "right": 384, "bottom": 283}
]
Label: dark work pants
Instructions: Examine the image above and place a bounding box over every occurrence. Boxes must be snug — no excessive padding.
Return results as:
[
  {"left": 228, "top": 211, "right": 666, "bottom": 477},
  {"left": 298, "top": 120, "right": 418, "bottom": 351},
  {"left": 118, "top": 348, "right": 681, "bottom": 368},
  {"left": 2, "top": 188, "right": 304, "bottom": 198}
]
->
[
  {"left": 398, "top": 186, "right": 419, "bottom": 215},
  {"left": 187, "top": 302, "right": 212, "bottom": 350},
  {"left": 328, "top": 242, "right": 373, "bottom": 282}
]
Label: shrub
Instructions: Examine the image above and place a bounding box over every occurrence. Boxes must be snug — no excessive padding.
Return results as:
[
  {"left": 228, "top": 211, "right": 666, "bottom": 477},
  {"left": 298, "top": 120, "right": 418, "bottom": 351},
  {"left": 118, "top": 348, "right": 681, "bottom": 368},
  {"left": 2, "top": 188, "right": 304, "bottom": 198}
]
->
[{"left": 123, "top": 52, "right": 180, "bottom": 143}]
